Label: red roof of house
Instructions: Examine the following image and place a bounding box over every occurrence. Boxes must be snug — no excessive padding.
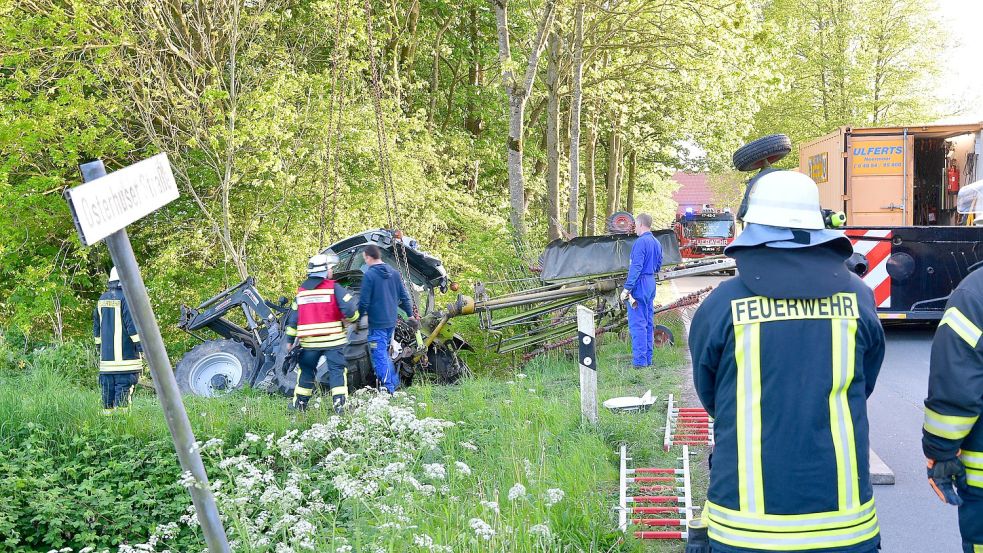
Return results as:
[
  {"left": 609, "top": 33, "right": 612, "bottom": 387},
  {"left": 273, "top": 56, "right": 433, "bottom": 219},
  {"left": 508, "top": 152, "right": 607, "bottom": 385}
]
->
[{"left": 671, "top": 172, "right": 712, "bottom": 214}]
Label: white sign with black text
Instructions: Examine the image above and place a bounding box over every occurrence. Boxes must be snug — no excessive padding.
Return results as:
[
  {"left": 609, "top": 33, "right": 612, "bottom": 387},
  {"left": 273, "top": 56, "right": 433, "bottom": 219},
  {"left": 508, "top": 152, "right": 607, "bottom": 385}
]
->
[{"left": 65, "top": 153, "right": 179, "bottom": 246}]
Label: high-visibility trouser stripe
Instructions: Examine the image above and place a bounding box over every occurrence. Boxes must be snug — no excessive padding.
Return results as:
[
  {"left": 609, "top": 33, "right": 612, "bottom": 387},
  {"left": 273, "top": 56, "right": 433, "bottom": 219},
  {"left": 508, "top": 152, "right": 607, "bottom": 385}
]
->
[
  {"left": 95, "top": 337, "right": 102, "bottom": 345},
  {"left": 967, "top": 468, "right": 983, "bottom": 488},
  {"left": 735, "top": 322, "right": 764, "bottom": 513},
  {"left": 961, "top": 450, "right": 983, "bottom": 470},
  {"left": 100, "top": 362, "right": 142, "bottom": 373},
  {"left": 940, "top": 307, "right": 982, "bottom": 347},
  {"left": 300, "top": 336, "right": 348, "bottom": 348},
  {"left": 708, "top": 515, "right": 878, "bottom": 551},
  {"left": 923, "top": 408, "right": 978, "bottom": 440},
  {"left": 330, "top": 386, "right": 348, "bottom": 396},
  {"left": 974, "top": 544, "right": 983, "bottom": 553},
  {"left": 130, "top": 334, "right": 140, "bottom": 343},
  {"left": 830, "top": 318, "right": 860, "bottom": 509},
  {"left": 706, "top": 499, "right": 876, "bottom": 532}
]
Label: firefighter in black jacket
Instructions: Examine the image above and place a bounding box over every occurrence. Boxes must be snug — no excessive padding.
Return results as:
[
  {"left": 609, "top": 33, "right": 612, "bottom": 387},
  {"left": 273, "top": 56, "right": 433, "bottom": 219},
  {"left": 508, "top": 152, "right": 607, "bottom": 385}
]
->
[
  {"left": 922, "top": 268, "right": 983, "bottom": 553},
  {"left": 285, "top": 253, "right": 360, "bottom": 413},
  {"left": 690, "top": 170, "right": 885, "bottom": 553},
  {"left": 93, "top": 267, "right": 142, "bottom": 414}
]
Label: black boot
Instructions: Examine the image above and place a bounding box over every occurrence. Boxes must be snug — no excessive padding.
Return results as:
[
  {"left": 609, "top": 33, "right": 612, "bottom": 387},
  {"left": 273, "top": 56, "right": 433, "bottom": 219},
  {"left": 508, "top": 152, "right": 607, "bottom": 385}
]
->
[{"left": 332, "top": 394, "right": 347, "bottom": 414}]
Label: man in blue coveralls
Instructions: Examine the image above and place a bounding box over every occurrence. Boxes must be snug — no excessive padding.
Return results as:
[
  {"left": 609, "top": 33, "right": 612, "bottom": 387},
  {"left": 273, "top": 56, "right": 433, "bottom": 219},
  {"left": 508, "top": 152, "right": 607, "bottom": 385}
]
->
[{"left": 621, "top": 213, "right": 663, "bottom": 369}]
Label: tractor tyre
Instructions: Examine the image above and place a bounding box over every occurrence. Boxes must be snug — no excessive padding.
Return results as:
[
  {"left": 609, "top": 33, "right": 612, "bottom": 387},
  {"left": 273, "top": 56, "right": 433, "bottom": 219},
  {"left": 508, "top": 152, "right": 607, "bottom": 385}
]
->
[
  {"left": 733, "top": 134, "right": 792, "bottom": 172},
  {"left": 175, "top": 339, "right": 257, "bottom": 397},
  {"left": 346, "top": 347, "right": 376, "bottom": 393},
  {"left": 431, "top": 347, "right": 465, "bottom": 384}
]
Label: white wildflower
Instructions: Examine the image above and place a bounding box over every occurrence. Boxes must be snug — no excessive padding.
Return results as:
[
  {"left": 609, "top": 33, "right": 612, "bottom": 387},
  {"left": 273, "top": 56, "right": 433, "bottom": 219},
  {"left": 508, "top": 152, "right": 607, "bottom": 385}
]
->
[
  {"left": 455, "top": 461, "right": 472, "bottom": 475},
  {"left": 544, "top": 488, "right": 565, "bottom": 506},
  {"left": 480, "top": 499, "right": 500, "bottom": 514},
  {"left": 177, "top": 470, "right": 197, "bottom": 488},
  {"left": 335, "top": 546, "right": 353, "bottom": 553},
  {"left": 508, "top": 482, "right": 526, "bottom": 501},
  {"left": 459, "top": 441, "right": 478, "bottom": 452},
  {"left": 517, "top": 373, "right": 527, "bottom": 379},
  {"left": 523, "top": 458, "right": 536, "bottom": 479},
  {"left": 243, "top": 432, "right": 260, "bottom": 443},
  {"left": 422, "top": 463, "right": 446, "bottom": 480},
  {"left": 469, "top": 518, "right": 495, "bottom": 541},
  {"left": 202, "top": 438, "right": 224, "bottom": 451},
  {"left": 528, "top": 388, "right": 536, "bottom": 393},
  {"left": 413, "top": 534, "right": 434, "bottom": 548},
  {"left": 506, "top": 380, "right": 515, "bottom": 385},
  {"left": 529, "top": 523, "right": 552, "bottom": 539}
]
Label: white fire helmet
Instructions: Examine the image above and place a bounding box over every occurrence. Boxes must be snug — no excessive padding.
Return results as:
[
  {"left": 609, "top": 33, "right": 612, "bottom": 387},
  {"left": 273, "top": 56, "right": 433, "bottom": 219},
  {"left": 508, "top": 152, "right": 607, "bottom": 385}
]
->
[
  {"left": 109, "top": 266, "right": 120, "bottom": 283},
  {"left": 307, "top": 253, "right": 340, "bottom": 275},
  {"left": 742, "top": 170, "right": 825, "bottom": 230}
]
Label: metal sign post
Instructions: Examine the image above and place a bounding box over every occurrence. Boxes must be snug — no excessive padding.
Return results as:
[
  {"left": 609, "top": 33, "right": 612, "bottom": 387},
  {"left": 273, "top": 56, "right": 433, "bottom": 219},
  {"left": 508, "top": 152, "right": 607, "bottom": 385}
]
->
[
  {"left": 69, "top": 157, "right": 230, "bottom": 552},
  {"left": 576, "top": 305, "right": 598, "bottom": 424}
]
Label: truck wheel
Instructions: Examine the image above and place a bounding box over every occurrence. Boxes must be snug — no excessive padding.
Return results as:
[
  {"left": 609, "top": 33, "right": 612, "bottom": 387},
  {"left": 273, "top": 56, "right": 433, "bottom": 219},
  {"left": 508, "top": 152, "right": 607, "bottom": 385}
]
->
[
  {"left": 175, "top": 339, "right": 257, "bottom": 397},
  {"left": 733, "top": 134, "right": 792, "bottom": 172}
]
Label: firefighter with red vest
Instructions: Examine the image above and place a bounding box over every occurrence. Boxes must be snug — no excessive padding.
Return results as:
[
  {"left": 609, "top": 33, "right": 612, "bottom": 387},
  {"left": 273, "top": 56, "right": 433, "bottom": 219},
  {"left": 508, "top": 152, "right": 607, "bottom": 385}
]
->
[
  {"left": 922, "top": 267, "right": 983, "bottom": 553},
  {"left": 285, "top": 253, "right": 359, "bottom": 412}
]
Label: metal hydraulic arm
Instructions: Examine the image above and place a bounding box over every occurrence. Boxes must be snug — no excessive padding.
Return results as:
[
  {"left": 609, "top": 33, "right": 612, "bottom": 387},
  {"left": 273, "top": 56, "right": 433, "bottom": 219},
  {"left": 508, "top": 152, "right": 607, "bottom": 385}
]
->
[{"left": 178, "top": 277, "right": 288, "bottom": 349}]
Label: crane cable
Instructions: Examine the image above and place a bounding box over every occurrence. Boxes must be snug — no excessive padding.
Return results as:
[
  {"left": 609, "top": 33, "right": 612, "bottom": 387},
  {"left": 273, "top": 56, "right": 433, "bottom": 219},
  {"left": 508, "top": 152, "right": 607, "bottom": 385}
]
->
[
  {"left": 319, "top": 0, "right": 353, "bottom": 248},
  {"left": 362, "top": 0, "right": 419, "bottom": 317}
]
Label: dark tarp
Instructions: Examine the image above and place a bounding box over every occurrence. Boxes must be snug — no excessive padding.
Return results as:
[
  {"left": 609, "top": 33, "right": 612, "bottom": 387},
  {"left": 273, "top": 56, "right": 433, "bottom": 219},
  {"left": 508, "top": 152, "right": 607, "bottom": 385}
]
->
[{"left": 539, "top": 231, "right": 682, "bottom": 282}]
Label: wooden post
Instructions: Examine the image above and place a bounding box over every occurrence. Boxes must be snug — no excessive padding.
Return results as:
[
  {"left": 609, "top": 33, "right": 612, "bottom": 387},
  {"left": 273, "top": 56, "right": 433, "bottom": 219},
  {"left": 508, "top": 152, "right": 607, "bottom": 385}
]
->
[{"left": 577, "top": 305, "right": 598, "bottom": 424}]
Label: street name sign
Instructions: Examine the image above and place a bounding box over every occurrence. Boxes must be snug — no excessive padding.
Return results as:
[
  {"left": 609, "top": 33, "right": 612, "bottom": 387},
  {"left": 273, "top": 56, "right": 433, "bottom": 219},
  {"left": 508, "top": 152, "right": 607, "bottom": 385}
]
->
[{"left": 64, "top": 153, "right": 179, "bottom": 246}]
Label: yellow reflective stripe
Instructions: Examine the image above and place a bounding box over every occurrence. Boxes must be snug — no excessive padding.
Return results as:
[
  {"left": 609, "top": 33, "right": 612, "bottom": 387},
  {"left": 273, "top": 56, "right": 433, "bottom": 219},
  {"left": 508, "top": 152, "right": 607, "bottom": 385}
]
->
[
  {"left": 346, "top": 310, "right": 360, "bottom": 323},
  {"left": 940, "top": 307, "right": 982, "bottom": 347},
  {"left": 961, "top": 450, "right": 983, "bottom": 470},
  {"left": 735, "top": 322, "right": 764, "bottom": 513},
  {"left": 114, "top": 305, "right": 122, "bottom": 361},
  {"left": 708, "top": 513, "right": 878, "bottom": 551},
  {"left": 706, "top": 499, "right": 876, "bottom": 533},
  {"left": 297, "top": 322, "right": 343, "bottom": 330},
  {"left": 100, "top": 359, "right": 142, "bottom": 367},
  {"left": 299, "top": 336, "right": 347, "bottom": 348},
  {"left": 297, "top": 289, "right": 334, "bottom": 297},
  {"left": 296, "top": 329, "right": 346, "bottom": 338},
  {"left": 130, "top": 335, "right": 140, "bottom": 343},
  {"left": 330, "top": 386, "right": 348, "bottom": 396},
  {"left": 285, "top": 327, "right": 298, "bottom": 337},
  {"left": 291, "top": 301, "right": 298, "bottom": 309},
  {"left": 967, "top": 468, "right": 983, "bottom": 489},
  {"left": 294, "top": 386, "right": 313, "bottom": 396},
  {"left": 923, "top": 408, "right": 979, "bottom": 440},
  {"left": 974, "top": 544, "right": 983, "bottom": 553},
  {"left": 94, "top": 337, "right": 101, "bottom": 345},
  {"left": 830, "top": 318, "right": 860, "bottom": 510}
]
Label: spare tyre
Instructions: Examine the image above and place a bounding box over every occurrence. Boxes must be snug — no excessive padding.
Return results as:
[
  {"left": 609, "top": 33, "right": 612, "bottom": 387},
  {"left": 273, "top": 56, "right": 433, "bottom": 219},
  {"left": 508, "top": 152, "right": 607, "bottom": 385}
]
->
[
  {"left": 175, "top": 339, "right": 257, "bottom": 397},
  {"left": 733, "top": 134, "right": 792, "bottom": 172}
]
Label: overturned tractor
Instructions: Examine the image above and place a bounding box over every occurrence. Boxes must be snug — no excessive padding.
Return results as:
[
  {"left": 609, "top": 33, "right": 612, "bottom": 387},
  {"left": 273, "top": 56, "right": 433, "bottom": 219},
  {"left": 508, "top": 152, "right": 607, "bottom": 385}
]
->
[{"left": 175, "top": 229, "right": 469, "bottom": 398}]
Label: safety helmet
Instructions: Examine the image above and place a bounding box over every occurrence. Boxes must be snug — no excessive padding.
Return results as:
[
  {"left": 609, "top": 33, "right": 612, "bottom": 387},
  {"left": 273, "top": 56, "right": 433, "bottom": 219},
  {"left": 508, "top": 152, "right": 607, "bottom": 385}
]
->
[
  {"left": 741, "top": 170, "right": 825, "bottom": 230},
  {"left": 307, "top": 253, "right": 340, "bottom": 275},
  {"left": 109, "top": 266, "right": 120, "bottom": 283}
]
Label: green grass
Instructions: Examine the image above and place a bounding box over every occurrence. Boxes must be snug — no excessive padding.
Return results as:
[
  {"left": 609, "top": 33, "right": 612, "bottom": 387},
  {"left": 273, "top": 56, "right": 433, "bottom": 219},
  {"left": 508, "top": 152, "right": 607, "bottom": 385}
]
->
[{"left": 0, "top": 311, "right": 701, "bottom": 552}]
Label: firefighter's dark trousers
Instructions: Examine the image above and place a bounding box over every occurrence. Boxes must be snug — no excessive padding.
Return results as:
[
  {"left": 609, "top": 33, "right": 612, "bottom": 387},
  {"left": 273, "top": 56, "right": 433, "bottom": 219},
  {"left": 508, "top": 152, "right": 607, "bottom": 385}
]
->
[
  {"left": 99, "top": 372, "right": 138, "bottom": 413},
  {"left": 294, "top": 347, "right": 348, "bottom": 412},
  {"left": 959, "top": 483, "right": 983, "bottom": 553}
]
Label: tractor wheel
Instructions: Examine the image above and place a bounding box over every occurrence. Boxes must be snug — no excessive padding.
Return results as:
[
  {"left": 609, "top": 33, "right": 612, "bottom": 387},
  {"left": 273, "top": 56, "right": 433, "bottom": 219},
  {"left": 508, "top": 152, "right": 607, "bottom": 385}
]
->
[
  {"left": 733, "top": 134, "right": 792, "bottom": 172},
  {"left": 346, "top": 348, "right": 376, "bottom": 393},
  {"left": 654, "top": 325, "right": 675, "bottom": 348},
  {"left": 431, "top": 347, "right": 465, "bottom": 384},
  {"left": 175, "top": 339, "right": 257, "bottom": 397}
]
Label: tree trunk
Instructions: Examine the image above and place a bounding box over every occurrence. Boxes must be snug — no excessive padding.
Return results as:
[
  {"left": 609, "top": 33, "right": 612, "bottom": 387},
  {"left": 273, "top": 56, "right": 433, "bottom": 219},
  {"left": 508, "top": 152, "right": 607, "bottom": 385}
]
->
[
  {"left": 491, "top": 0, "right": 557, "bottom": 249},
  {"left": 465, "top": 8, "right": 483, "bottom": 137},
  {"left": 583, "top": 123, "right": 597, "bottom": 236},
  {"left": 626, "top": 150, "right": 637, "bottom": 213},
  {"left": 605, "top": 126, "right": 620, "bottom": 217},
  {"left": 545, "top": 32, "right": 561, "bottom": 242},
  {"left": 567, "top": 0, "right": 584, "bottom": 237}
]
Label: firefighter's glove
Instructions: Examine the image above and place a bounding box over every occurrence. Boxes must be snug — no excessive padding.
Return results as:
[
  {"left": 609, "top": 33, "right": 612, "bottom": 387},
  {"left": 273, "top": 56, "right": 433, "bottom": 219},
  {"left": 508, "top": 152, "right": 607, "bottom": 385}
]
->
[
  {"left": 620, "top": 288, "right": 630, "bottom": 302},
  {"left": 357, "top": 316, "right": 368, "bottom": 330},
  {"left": 927, "top": 457, "right": 967, "bottom": 506}
]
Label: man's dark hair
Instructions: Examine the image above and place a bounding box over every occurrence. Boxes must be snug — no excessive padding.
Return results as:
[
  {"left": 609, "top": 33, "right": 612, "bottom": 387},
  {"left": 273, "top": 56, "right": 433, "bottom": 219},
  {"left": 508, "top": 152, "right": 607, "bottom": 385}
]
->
[
  {"left": 636, "top": 213, "right": 653, "bottom": 228},
  {"left": 363, "top": 244, "right": 382, "bottom": 260}
]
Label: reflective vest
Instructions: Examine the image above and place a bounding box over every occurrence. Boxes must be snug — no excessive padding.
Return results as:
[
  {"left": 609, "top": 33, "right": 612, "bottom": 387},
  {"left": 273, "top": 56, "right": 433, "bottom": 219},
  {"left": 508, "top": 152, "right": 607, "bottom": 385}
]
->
[
  {"left": 690, "top": 276, "right": 884, "bottom": 552},
  {"left": 286, "top": 279, "right": 357, "bottom": 349},
  {"left": 93, "top": 285, "right": 142, "bottom": 373},
  {"left": 923, "top": 269, "right": 983, "bottom": 492}
]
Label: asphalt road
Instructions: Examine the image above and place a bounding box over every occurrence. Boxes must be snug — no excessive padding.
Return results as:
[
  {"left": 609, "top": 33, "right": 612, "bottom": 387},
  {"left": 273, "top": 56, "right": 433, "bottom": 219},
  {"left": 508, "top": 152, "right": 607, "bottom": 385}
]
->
[{"left": 669, "top": 274, "right": 964, "bottom": 552}]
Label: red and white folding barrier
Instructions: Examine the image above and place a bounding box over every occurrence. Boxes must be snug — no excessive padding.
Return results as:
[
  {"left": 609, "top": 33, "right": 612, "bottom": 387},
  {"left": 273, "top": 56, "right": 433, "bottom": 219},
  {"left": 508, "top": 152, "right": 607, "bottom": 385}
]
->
[
  {"left": 618, "top": 444, "right": 697, "bottom": 541},
  {"left": 664, "top": 393, "right": 714, "bottom": 451}
]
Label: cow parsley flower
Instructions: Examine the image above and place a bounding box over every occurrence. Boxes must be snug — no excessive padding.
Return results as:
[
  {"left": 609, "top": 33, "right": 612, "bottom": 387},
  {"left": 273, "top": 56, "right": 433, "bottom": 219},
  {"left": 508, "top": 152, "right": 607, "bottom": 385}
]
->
[
  {"left": 455, "top": 461, "right": 472, "bottom": 475},
  {"left": 469, "top": 518, "right": 495, "bottom": 541},
  {"left": 507, "top": 482, "right": 526, "bottom": 501},
  {"left": 544, "top": 488, "right": 565, "bottom": 506},
  {"left": 529, "top": 523, "right": 552, "bottom": 539},
  {"left": 423, "top": 463, "right": 446, "bottom": 480},
  {"left": 480, "top": 499, "right": 500, "bottom": 514},
  {"left": 459, "top": 441, "right": 478, "bottom": 452}
]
